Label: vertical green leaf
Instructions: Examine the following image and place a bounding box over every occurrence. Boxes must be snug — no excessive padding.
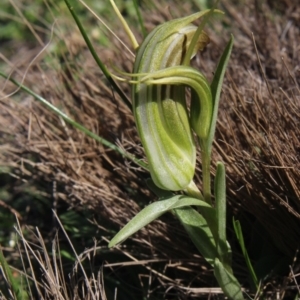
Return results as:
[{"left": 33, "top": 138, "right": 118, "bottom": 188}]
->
[
  {"left": 207, "top": 35, "right": 234, "bottom": 151},
  {"left": 215, "top": 162, "right": 230, "bottom": 264}
]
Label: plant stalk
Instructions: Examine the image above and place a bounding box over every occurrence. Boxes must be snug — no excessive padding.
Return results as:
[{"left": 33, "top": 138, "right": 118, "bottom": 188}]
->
[{"left": 200, "top": 139, "right": 212, "bottom": 205}]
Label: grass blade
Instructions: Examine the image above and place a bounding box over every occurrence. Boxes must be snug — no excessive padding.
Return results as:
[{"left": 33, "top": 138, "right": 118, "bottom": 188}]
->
[
  {"left": 0, "top": 246, "right": 24, "bottom": 300},
  {"left": 0, "top": 72, "right": 147, "bottom": 170},
  {"left": 233, "top": 219, "right": 258, "bottom": 288},
  {"left": 132, "top": 0, "right": 146, "bottom": 37},
  {"left": 63, "top": 0, "right": 132, "bottom": 110}
]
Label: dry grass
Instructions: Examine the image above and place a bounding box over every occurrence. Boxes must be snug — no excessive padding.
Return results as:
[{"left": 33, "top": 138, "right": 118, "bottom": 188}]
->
[
  {"left": 0, "top": 0, "right": 299, "bottom": 299},
  {"left": 214, "top": 0, "right": 300, "bottom": 257}
]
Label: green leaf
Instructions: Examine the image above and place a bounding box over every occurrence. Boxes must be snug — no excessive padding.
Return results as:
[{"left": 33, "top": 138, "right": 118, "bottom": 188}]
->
[
  {"left": 208, "top": 35, "right": 234, "bottom": 150},
  {"left": 109, "top": 195, "right": 213, "bottom": 248},
  {"left": 214, "top": 258, "right": 244, "bottom": 300},
  {"left": 174, "top": 207, "right": 217, "bottom": 266}
]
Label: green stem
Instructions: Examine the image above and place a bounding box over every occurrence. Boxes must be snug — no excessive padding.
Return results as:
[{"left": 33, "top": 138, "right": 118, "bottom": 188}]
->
[
  {"left": 200, "top": 139, "right": 212, "bottom": 205},
  {"left": 185, "top": 180, "right": 203, "bottom": 200}
]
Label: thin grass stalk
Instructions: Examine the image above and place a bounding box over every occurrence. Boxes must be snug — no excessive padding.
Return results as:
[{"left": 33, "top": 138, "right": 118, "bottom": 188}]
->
[
  {"left": 63, "top": 0, "right": 132, "bottom": 110},
  {"left": 0, "top": 72, "right": 147, "bottom": 170}
]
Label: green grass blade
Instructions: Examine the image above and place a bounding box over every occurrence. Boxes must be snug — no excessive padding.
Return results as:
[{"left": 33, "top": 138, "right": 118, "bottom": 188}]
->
[
  {"left": 233, "top": 219, "right": 258, "bottom": 288},
  {"left": 132, "top": 0, "right": 146, "bottom": 38},
  {"left": 0, "top": 72, "right": 146, "bottom": 170},
  {"left": 63, "top": 0, "right": 132, "bottom": 110},
  {"left": 208, "top": 35, "right": 234, "bottom": 150},
  {"left": 0, "top": 246, "right": 24, "bottom": 300},
  {"left": 109, "top": 195, "right": 213, "bottom": 248},
  {"left": 174, "top": 207, "right": 217, "bottom": 266}
]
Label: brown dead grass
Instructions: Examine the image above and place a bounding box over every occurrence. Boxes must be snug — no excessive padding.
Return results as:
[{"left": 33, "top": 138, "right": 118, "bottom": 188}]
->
[
  {"left": 0, "top": 0, "right": 299, "bottom": 298},
  {"left": 214, "top": 0, "right": 300, "bottom": 257}
]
